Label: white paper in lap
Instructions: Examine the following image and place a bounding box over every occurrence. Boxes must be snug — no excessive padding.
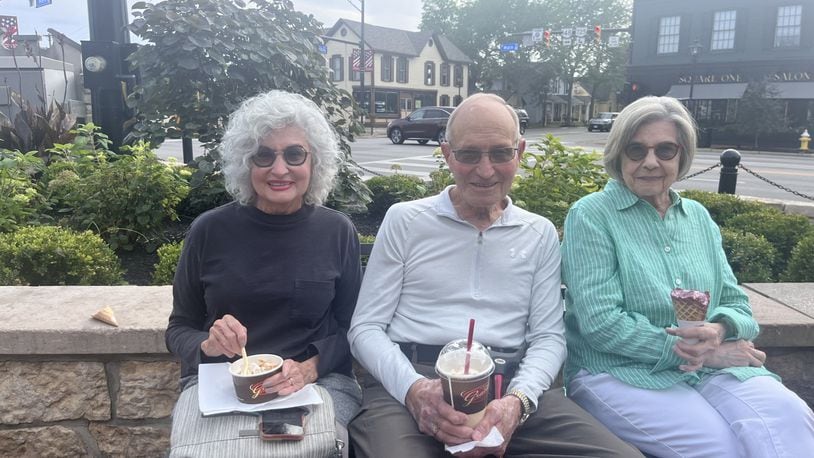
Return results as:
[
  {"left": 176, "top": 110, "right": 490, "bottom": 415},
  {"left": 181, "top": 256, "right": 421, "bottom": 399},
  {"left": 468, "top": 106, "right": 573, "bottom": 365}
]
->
[{"left": 198, "top": 362, "right": 323, "bottom": 416}]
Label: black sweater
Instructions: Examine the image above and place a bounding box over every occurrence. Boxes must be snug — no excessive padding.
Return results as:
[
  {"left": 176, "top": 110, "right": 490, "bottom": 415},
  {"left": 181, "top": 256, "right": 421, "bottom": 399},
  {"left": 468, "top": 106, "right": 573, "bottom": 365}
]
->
[{"left": 166, "top": 202, "right": 362, "bottom": 382}]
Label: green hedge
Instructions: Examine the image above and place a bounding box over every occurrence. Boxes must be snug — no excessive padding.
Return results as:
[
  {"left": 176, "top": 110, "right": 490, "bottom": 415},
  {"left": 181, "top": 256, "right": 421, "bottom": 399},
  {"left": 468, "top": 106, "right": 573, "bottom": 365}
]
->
[
  {"left": 782, "top": 233, "right": 814, "bottom": 282},
  {"left": 152, "top": 241, "right": 184, "bottom": 285},
  {"left": 365, "top": 174, "right": 427, "bottom": 220},
  {"left": 0, "top": 226, "right": 123, "bottom": 285},
  {"left": 680, "top": 190, "right": 768, "bottom": 226},
  {"left": 720, "top": 228, "right": 777, "bottom": 283},
  {"left": 727, "top": 210, "right": 813, "bottom": 276}
]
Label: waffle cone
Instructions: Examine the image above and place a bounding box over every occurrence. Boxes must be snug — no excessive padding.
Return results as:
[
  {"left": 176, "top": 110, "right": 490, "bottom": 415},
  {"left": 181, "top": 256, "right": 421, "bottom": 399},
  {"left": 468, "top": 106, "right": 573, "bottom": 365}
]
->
[
  {"left": 92, "top": 306, "right": 119, "bottom": 327},
  {"left": 673, "top": 300, "right": 707, "bottom": 321}
]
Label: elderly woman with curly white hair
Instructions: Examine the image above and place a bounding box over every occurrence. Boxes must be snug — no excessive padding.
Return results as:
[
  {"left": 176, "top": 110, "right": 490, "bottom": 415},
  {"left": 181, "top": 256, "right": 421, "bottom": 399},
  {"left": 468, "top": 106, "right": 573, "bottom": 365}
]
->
[{"left": 166, "top": 90, "right": 363, "bottom": 451}]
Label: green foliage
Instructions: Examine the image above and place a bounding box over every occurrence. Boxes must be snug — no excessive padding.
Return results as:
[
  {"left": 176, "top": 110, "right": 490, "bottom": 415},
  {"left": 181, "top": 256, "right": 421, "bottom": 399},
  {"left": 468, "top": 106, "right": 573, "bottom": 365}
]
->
[
  {"left": 128, "top": 0, "right": 370, "bottom": 214},
  {"left": 365, "top": 174, "right": 427, "bottom": 220},
  {"left": 0, "top": 92, "right": 76, "bottom": 161},
  {"left": 679, "top": 190, "right": 768, "bottom": 226},
  {"left": 720, "top": 228, "right": 777, "bottom": 283},
  {"left": 152, "top": 240, "right": 184, "bottom": 285},
  {"left": 0, "top": 226, "right": 123, "bottom": 286},
  {"left": 782, "top": 233, "right": 814, "bottom": 282},
  {"left": 511, "top": 134, "right": 608, "bottom": 228},
  {"left": 46, "top": 140, "right": 190, "bottom": 251},
  {"left": 727, "top": 210, "right": 813, "bottom": 276},
  {"left": 177, "top": 153, "right": 231, "bottom": 218},
  {"left": 0, "top": 150, "right": 45, "bottom": 232},
  {"left": 426, "top": 147, "right": 454, "bottom": 195}
]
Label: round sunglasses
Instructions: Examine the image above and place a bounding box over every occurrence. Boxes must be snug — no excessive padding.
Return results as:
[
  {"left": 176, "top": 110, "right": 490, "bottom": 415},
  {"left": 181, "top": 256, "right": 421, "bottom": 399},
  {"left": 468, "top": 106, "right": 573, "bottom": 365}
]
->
[
  {"left": 452, "top": 147, "right": 518, "bottom": 165},
  {"left": 250, "top": 145, "right": 309, "bottom": 168}
]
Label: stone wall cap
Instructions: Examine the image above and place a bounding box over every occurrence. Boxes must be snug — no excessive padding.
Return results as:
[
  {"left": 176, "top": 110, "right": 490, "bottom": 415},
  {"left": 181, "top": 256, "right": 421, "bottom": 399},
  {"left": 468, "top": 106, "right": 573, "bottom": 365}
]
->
[
  {"left": 745, "top": 285, "right": 814, "bottom": 347},
  {"left": 0, "top": 286, "right": 172, "bottom": 355}
]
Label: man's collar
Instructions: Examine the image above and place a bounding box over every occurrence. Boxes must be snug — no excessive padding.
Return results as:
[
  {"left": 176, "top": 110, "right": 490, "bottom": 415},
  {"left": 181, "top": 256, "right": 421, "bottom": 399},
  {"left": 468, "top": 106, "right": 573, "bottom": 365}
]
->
[{"left": 436, "top": 185, "right": 523, "bottom": 226}]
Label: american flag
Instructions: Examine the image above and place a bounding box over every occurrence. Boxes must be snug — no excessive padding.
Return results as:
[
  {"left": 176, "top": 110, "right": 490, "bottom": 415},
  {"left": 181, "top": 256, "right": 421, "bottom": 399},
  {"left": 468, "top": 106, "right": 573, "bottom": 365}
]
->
[
  {"left": 351, "top": 48, "right": 373, "bottom": 72},
  {"left": 0, "top": 15, "right": 19, "bottom": 50}
]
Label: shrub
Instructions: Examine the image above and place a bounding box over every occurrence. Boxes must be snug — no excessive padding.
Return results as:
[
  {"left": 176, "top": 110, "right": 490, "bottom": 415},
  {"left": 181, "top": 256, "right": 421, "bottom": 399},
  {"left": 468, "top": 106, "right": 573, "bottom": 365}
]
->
[
  {"left": 0, "top": 226, "right": 123, "bottom": 285},
  {"left": 727, "top": 210, "right": 813, "bottom": 276},
  {"left": 152, "top": 241, "right": 184, "bottom": 285},
  {"left": 47, "top": 142, "right": 190, "bottom": 251},
  {"left": 511, "top": 134, "right": 608, "bottom": 228},
  {"left": 365, "top": 174, "right": 427, "bottom": 220},
  {"left": 0, "top": 150, "right": 45, "bottom": 232},
  {"left": 720, "top": 228, "right": 777, "bottom": 283},
  {"left": 679, "top": 190, "right": 767, "bottom": 226},
  {"left": 426, "top": 147, "right": 454, "bottom": 195},
  {"left": 177, "top": 154, "right": 231, "bottom": 219},
  {"left": 782, "top": 233, "right": 814, "bottom": 282}
]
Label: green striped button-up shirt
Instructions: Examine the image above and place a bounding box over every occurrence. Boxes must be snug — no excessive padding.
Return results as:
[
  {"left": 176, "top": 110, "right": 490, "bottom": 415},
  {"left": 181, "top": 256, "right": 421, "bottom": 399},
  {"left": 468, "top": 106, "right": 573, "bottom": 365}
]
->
[{"left": 561, "top": 180, "right": 775, "bottom": 389}]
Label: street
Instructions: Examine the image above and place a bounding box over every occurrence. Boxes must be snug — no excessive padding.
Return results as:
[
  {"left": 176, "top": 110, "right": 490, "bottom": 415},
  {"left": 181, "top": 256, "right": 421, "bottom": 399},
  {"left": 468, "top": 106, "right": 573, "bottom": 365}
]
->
[{"left": 155, "top": 127, "right": 814, "bottom": 204}]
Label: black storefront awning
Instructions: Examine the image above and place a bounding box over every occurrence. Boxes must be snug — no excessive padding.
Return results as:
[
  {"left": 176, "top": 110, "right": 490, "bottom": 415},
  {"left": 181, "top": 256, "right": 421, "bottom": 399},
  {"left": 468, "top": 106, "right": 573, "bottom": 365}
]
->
[
  {"left": 769, "top": 82, "right": 814, "bottom": 99},
  {"left": 665, "top": 83, "right": 747, "bottom": 100}
]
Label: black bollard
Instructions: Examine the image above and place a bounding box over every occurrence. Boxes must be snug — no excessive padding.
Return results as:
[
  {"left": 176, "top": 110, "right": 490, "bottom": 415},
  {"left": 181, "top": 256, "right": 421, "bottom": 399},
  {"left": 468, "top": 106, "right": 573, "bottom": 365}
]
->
[
  {"left": 717, "top": 149, "right": 741, "bottom": 194},
  {"left": 182, "top": 136, "right": 193, "bottom": 164}
]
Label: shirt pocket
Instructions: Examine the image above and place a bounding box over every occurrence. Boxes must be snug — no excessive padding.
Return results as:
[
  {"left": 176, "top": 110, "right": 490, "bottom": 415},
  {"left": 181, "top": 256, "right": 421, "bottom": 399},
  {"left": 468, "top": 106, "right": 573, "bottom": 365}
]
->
[{"left": 289, "top": 280, "right": 336, "bottom": 328}]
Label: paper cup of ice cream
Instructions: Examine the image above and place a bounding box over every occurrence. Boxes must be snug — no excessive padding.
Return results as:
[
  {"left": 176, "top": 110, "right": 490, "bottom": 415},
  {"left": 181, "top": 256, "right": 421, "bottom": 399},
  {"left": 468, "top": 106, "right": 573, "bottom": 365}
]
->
[{"left": 229, "top": 354, "right": 283, "bottom": 404}]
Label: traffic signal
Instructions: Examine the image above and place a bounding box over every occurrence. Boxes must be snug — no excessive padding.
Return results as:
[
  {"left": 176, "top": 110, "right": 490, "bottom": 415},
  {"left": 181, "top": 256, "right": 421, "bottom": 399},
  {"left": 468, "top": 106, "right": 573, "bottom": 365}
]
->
[
  {"left": 594, "top": 25, "right": 602, "bottom": 43},
  {"left": 544, "top": 30, "right": 551, "bottom": 48}
]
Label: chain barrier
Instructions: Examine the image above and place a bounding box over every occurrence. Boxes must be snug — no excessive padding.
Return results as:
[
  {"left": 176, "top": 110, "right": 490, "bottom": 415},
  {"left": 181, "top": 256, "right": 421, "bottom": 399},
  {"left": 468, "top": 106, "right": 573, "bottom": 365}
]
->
[
  {"left": 679, "top": 163, "right": 720, "bottom": 181},
  {"left": 355, "top": 163, "right": 385, "bottom": 177},
  {"left": 738, "top": 164, "right": 814, "bottom": 202}
]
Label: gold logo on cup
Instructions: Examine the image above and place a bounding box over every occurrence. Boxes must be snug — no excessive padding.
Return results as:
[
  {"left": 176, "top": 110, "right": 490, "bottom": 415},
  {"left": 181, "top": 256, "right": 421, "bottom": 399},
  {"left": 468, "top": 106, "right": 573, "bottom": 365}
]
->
[{"left": 460, "top": 384, "right": 488, "bottom": 407}]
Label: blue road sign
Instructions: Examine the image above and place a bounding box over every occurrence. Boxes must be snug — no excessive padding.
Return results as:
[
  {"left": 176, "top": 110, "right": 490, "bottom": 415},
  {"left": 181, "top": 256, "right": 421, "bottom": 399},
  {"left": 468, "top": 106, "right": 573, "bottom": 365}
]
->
[
  {"left": 36, "top": 0, "right": 52, "bottom": 7},
  {"left": 500, "top": 42, "right": 519, "bottom": 52},
  {"left": 318, "top": 44, "right": 328, "bottom": 54}
]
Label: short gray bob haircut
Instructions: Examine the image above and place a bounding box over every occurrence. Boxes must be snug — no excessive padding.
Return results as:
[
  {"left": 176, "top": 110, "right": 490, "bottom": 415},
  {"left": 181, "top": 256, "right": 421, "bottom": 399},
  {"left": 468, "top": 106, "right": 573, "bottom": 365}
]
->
[
  {"left": 221, "top": 90, "right": 340, "bottom": 207},
  {"left": 445, "top": 93, "right": 520, "bottom": 146},
  {"left": 603, "top": 96, "right": 697, "bottom": 182}
]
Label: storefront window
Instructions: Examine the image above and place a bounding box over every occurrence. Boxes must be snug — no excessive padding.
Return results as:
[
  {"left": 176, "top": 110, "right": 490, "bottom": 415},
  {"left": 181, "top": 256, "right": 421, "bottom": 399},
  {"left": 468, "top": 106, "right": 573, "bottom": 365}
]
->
[
  {"left": 375, "top": 91, "right": 399, "bottom": 114},
  {"left": 440, "top": 94, "right": 450, "bottom": 106}
]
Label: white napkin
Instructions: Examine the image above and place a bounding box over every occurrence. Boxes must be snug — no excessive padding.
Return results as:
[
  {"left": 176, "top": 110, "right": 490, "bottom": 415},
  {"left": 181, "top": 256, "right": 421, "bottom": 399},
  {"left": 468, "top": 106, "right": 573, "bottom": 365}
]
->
[
  {"left": 444, "top": 427, "right": 504, "bottom": 454},
  {"left": 197, "top": 362, "right": 323, "bottom": 416}
]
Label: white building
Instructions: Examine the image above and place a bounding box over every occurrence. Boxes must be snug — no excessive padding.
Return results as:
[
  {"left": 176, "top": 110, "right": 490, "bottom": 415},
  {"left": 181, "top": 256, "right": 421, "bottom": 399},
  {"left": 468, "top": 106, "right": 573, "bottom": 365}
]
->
[{"left": 323, "top": 19, "right": 472, "bottom": 123}]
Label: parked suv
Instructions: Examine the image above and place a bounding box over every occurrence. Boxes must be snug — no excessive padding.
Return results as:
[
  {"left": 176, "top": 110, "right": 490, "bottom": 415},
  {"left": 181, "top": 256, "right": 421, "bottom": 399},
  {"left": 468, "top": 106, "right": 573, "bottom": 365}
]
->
[
  {"left": 587, "top": 112, "right": 619, "bottom": 132},
  {"left": 387, "top": 106, "right": 454, "bottom": 145}
]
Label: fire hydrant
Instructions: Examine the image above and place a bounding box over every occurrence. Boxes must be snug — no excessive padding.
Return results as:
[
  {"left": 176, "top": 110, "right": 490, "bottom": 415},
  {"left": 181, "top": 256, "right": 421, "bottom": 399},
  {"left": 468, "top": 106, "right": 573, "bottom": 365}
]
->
[{"left": 801, "top": 129, "right": 811, "bottom": 151}]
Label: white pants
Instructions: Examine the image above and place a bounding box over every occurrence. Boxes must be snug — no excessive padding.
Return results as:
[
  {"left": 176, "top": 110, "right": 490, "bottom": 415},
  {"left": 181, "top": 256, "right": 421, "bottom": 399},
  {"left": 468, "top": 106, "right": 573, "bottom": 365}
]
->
[{"left": 568, "top": 370, "right": 814, "bottom": 458}]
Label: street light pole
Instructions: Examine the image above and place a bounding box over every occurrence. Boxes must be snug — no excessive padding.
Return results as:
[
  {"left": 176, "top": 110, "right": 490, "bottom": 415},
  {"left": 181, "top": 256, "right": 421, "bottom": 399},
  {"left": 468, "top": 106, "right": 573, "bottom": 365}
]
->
[{"left": 688, "top": 38, "right": 702, "bottom": 115}]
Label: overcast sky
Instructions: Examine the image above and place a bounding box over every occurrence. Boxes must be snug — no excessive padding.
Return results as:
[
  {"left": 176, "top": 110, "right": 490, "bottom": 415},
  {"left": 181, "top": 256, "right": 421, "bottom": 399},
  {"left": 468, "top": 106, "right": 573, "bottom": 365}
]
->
[{"left": 0, "top": 0, "right": 423, "bottom": 43}]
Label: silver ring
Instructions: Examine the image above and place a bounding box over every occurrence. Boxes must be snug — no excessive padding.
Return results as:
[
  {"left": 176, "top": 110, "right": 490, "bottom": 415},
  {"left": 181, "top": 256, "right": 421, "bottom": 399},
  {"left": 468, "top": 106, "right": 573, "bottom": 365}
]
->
[{"left": 431, "top": 423, "right": 439, "bottom": 434}]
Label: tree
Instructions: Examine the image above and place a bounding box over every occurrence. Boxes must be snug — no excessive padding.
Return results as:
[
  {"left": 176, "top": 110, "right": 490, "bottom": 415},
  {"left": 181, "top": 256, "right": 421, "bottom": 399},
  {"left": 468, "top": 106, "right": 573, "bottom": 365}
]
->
[
  {"left": 736, "top": 80, "right": 786, "bottom": 149},
  {"left": 127, "top": 0, "right": 370, "bottom": 213}
]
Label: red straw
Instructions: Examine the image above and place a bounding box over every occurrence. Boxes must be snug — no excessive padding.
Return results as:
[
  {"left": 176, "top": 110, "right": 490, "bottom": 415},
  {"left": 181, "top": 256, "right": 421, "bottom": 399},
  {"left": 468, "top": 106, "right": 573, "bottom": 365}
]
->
[{"left": 464, "top": 318, "right": 475, "bottom": 374}]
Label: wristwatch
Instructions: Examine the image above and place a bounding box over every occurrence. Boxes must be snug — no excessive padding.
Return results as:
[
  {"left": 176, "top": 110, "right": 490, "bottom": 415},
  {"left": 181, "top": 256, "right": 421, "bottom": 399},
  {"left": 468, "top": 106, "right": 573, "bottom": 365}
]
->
[{"left": 506, "top": 389, "right": 532, "bottom": 425}]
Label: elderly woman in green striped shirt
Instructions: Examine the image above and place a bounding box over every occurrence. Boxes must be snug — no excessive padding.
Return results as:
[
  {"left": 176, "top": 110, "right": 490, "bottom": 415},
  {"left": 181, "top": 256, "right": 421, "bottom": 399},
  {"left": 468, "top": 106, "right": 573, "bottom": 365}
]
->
[{"left": 561, "top": 96, "right": 814, "bottom": 457}]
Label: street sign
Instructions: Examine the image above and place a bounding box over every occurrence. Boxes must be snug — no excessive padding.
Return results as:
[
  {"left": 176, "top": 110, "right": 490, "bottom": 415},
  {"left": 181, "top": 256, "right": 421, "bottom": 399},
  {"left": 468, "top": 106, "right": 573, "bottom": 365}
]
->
[
  {"left": 531, "top": 29, "right": 543, "bottom": 43},
  {"left": 575, "top": 26, "right": 587, "bottom": 37},
  {"left": 608, "top": 36, "right": 620, "bottom": 48},
  {"left": 562, "top": 37, "right": 572, "bottom": 46},
  {"left": 561, "top": 27, "right": 573, "bottom": 38},
  {"left": 576, "top": 36, "right": 585, "bottom": 45},
  {"left": 35, "top": 0, "right": 52, "bottom": 7},
  {"left": 318, "top": 44, "right": 328, "bottom": 54},
  {"left": 500, "top": 42, "right": 519, "bottom": 52}
]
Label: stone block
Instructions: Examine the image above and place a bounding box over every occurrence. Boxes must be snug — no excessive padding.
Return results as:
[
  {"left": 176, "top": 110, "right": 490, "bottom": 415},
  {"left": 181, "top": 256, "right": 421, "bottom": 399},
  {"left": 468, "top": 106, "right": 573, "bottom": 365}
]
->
[
  {"left": 765, "top": 347, "right": 814, "bottom": 409},
  {"left": 90, "top": 424, "right": 170, "bottom": 458},
  {"left": 0, "top": 426, "right": 87, "bottom": 457},
  {"left": 117, "top": 360, "right": 181, "bottom": 419},
  {"left": 0, "top": 361, "right": 110, "bottom": 424}
]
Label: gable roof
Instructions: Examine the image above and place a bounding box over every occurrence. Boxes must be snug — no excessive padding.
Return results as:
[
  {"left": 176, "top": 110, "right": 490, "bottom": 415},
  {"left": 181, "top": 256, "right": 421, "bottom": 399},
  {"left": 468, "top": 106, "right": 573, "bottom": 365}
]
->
[{"left": 326, "top": 19, "right": 472, "bottom": 64}]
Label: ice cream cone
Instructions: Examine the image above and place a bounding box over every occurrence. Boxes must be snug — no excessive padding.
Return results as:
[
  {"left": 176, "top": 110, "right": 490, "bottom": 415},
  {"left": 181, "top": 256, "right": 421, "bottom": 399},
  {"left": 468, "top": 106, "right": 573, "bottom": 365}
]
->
[
  {"left": 92, "top": 306, "right": 119, "bottom": 327},
  {"left": 670, "top": 289, "right": 709, "bottom": 322}
]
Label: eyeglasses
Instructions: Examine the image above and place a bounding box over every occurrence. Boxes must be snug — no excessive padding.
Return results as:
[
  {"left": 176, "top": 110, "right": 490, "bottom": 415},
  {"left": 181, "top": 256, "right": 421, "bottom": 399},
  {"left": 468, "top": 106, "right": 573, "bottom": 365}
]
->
[
  {"left": 250, "top": 145, "right": 309, "bottom": 168},
  {"left": 452, "top": 147, "right": 518, "bottom": 165},
  {"left": 623, "top": 142, "right": 680, "bottom": 161}
]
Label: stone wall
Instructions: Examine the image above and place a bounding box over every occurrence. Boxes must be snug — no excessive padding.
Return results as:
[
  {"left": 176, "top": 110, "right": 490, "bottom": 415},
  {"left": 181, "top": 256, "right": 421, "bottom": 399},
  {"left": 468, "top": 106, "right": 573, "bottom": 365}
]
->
[{"left": 0, "top": 356, "right": 179, "bottom": 457}]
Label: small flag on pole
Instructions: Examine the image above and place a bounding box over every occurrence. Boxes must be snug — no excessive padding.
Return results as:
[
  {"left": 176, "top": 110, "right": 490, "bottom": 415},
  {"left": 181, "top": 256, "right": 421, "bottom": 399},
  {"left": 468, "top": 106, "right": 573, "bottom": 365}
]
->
[{"left": 0, "top": 16, "right": 19, "bottom": 50}]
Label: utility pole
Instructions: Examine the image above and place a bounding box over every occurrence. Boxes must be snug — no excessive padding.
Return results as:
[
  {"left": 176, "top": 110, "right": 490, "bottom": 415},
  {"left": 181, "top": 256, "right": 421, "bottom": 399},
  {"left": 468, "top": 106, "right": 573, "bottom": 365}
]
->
[{"left": 358, "top": 0, "right": 367, "bottom": 129}]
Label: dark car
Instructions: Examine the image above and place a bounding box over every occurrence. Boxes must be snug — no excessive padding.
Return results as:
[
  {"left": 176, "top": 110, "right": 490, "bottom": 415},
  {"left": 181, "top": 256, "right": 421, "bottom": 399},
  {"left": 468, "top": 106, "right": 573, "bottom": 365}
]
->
[
  {"left": 587, "top": 112, "right": 620, "bottom": 132},
  {"left": 515, "top": 108, "right": 529, "bottom": 134},
  {"left": 387, "top": 106, "right": 455, "bottom": 145}
]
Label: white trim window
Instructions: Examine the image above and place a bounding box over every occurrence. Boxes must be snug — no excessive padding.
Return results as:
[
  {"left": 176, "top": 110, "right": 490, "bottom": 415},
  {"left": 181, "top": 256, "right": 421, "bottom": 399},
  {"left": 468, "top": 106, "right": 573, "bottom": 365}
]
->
[
  {"left": 330, "top": 55, "right": 343, "bottom": 82},
  {"left": 657, "top": 16, "right": 681, "bottom": 54},
  {"left": 711, "top": 10, "right": 736, "bottom": 50},
  {"left": 774, "top": 5, "right": 802, "bottom": 48}
]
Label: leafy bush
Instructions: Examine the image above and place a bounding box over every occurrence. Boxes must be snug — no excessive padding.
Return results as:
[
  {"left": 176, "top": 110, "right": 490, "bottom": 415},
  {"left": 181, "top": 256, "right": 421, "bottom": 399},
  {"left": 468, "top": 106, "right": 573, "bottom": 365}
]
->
[
  {"left": 0, "top": 92, "right": 76, "bottom": 161},
  {"left": 720, "top": 228, "right": 777, "bottom": 283},
  {"left": 152, "top": 241, "right": 184, "bottom": 285},
  {"left": 426, "top": 147, "right": 454, "bottom": 195},
  {"left": 0, "top": 150, "right": 45, "bottom": 232},
  {"left": 679, "top": 190, "right": 768, "bottom": 226},
  {"left": 176, "top": 153, "right": 231, "bottom": 219},
  {"left": 782, "top": 233, "right": 814, "bottom": 282},
  {"left": 47, "top": 142, "right": 190, "bottom": 251},
  {"left": 511, "top": 134, "right": 608, "bottom": 228},
  {"left": 727, "top": 210, "right": 813, "bottom": 276},
  {"left": 365, "top": 174, "right": 427, "bottom": 220},
  {"left": 0, "top": 226, "right": 123, "bottom": 285}
]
